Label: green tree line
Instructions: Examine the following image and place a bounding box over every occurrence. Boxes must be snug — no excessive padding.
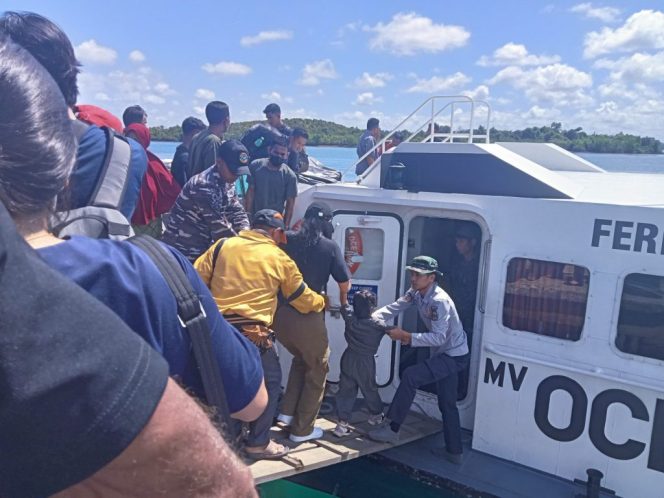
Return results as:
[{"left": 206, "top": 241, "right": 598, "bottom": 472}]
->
[{"left": 150, "top": 119, "right": 663, "bottom": 154}]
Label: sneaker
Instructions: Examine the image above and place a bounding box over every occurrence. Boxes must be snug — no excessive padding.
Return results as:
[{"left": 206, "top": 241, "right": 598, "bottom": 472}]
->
[
  {"left": 367, "top": 413, "right": 385, "bottom": 426},
  {"left": 368, "top": 425, "right": 399, "bottom": 444},
  {"left": 276, "top": 413, "right": 293, "bottom": 426},
  {"left": 289, "top": 426, "right": 324, "bottom": 443},
  {"left": 333, "top": 421, "right": 351, "bottom": 438}
]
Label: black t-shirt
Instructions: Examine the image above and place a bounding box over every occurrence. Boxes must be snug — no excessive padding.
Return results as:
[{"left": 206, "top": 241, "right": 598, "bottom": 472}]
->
[
  {"left": 0, "top": 201, "right": 169, "bottom": 498},
  {"left": 283, "top": 231, "right": 350, "bottom": 293},
  {"left": 171, "top": 142, "right": 189, "bottom": 187}
]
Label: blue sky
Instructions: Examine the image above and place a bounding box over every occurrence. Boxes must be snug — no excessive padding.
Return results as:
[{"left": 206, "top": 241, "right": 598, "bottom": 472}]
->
[{"left": 5, "top": 1, "right": 664, "bottom": 139}]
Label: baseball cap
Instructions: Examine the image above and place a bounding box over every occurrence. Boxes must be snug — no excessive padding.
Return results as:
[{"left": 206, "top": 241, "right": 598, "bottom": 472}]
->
[
  {"left": 304, "top": 202, "right": 333, "bottom": 221},
  {"left": 405, "top": 255, "right": 441, "bottom": 275},
  {"left": 216, "top": 140, "right": 250, "bottom": 175},
  {"left": 263, "top": 103, "right": 281, "bottom": 115},
  {"left": 252, "top": 209, "right": 286, "bottom": 230}
]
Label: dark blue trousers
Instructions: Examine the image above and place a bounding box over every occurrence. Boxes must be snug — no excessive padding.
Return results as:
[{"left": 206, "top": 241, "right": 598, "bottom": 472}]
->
[
  {"left": 387, "top": 353, "right": 469, "bottom": 454},
  {"left": 246, "top": 347, "right": 282, "bottom": 447}
]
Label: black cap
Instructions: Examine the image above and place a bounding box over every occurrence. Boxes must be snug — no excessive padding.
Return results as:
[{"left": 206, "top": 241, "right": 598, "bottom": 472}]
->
[
  {"left": 252, "top": 209, "right": 285, "bottom": 230},
  {"left": 304, "top": 202, "right": 333, "bottom": 221},
  {"left": 263, "top": 103, "right": 281, "bottom": 115},
  {"left": 216, "top": 140, "right": 250, "bottom": 175}
]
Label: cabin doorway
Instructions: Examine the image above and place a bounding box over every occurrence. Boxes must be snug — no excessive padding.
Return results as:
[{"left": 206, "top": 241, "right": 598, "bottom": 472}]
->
[{"left": 399, "top": 216, "right": 483, "bottom": 424}]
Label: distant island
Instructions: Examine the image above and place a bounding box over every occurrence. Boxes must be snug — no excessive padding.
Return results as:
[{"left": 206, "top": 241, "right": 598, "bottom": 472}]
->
[{"left": 149, "top": 119, "right": 663, "bottom": 154}]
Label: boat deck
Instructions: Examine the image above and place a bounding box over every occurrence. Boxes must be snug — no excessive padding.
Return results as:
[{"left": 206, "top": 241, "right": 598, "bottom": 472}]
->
[{"left": 249, "top": 408, "right": 442, "bottom": 484}]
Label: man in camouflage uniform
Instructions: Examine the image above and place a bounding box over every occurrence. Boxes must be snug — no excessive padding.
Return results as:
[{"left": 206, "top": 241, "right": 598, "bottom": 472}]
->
[{"left": 162, "top": 140, "right": 251, "bottom": 262}]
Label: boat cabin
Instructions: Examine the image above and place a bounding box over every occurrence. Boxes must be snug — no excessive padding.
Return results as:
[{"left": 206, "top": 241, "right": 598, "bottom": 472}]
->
[{"left": 268, "top": 97, "right": 664, "bottom": 498}]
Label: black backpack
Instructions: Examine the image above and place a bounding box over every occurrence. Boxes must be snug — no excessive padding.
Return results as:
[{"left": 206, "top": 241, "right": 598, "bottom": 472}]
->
[{"left": 51, "top": 122, "right": 135, "bottom": 240}]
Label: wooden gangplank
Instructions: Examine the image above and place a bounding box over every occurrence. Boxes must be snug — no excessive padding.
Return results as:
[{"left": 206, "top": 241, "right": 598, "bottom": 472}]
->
[{"left": 250, "top": 410, "right": 442, "bottom": 484}]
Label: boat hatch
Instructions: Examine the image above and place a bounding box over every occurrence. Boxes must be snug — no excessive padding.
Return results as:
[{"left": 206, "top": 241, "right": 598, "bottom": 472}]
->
[{"left": 249, "top": 408, "right": 442, "bottom": 484}]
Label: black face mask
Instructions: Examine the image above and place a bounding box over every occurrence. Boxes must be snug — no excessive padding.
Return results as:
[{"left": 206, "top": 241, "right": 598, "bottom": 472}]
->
[
  {"left": 322, "top": 220, "right": 334, "bottom": 239},
  {"left": 269, "top": 154, "right": 285, "bottom": 167}
]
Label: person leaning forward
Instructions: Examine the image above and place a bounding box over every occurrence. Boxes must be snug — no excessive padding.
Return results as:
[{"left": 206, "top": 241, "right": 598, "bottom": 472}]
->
[
  {"left": 368, "top": 256, "right": 469, "bottom": 465},
  {"left": 195, "top": 209, "right": 325, "bottom": 460}
]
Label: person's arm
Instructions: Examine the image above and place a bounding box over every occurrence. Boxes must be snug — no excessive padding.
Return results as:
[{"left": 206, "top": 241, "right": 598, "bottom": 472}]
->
[
  {"left": 232, "top": 378, "right": 268, "bottom": 422},
  {"left": 53, "top": 378, "right": 257, "bottom": 498},
  {"left": 279, "top": 253, "right": 325, "bottom": 313},
  {"left": 284, "top": 197, "right": 295, "bottom": 229},
  {"left": 338, "top": 280, "right": 350, "bottom": 306},
  {"left": 371, "top": 290, "right": 416, "bottom": 327},
  {"left": 366, "top": 155, "right": 375, "bottom": 167},
  {"left": 226, "top": 186, "right": 251, "bottom": 235},
  {"left": 202, "top": 140, "right": 217, "bottom": 171}
]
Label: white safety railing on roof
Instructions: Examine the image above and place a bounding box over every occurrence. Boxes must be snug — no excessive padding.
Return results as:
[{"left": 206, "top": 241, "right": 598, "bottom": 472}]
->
[{"left": 348, "top": 96, "right": 492, "bottom": 182}]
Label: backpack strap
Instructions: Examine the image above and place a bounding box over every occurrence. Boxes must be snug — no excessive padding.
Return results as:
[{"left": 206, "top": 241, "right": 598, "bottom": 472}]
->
[
  {"left": 211, "top": 237, "right": 228, "bottom": 274},
  {"left": 128, "top": 235, "right": 232, "bottom": 428},
  {"left": 89, "top": 127, "right": 131, "bottom": 210}
]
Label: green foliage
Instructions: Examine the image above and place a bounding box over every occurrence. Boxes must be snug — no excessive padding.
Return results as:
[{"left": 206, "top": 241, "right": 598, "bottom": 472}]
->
[{"left": 150, "top": 119, "right": 663, "bottom": 154}]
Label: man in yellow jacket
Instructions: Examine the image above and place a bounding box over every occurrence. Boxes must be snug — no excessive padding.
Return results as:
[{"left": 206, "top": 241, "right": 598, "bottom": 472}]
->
[{"left": 195, "top": 209, "right": 325, "bottom": 460}]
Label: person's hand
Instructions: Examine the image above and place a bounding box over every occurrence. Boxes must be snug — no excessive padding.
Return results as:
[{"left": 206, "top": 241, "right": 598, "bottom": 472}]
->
[
  {"left": 323, "top": 294, "right": 331, "bottom": 311},
  {"left": 388, "top": 328, "right": 411, "bottom": 345}
]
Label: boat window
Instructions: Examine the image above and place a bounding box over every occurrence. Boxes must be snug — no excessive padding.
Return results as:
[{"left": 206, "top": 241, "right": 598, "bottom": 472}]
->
[
  {"left": 616, "top": 273, "right": 664, "bottom": 361},
  {"left": 344, "top": 227, "right": 384, "bottom": 280},
  {"left": 502, "top": 258, "right": 589, "bottom": 340}
]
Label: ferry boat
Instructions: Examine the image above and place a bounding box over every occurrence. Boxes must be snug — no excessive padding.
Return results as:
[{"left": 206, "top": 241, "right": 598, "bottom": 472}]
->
[{"left": 255, "top": 97, "right": 664, "bottom": 498}]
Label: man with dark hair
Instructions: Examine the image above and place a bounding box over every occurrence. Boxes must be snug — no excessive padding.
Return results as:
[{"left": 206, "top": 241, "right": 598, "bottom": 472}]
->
[
  {"left": 273, "top": 202, "right": 350, "bottom": 442},
  {"left": 171, "top": 116, "right": 206, "bottom": 187},
  {"left": 0, "top": 199, "right": 257, "bottom": 498},
  {"left": 368, "top": 256, "right": 469, "bottom": 464},
  {"left": 187, "top": 101, "right": 231, "bottom": 179},
  {"left": 356, "top": 117, "right": 381, "bottom": 176},
  {"left": 195, "top": 209, "right": 325, "bottom": 459},
  {"left": 0, "top": 11, "right": 148, "bottom": 220},
  {"left": 122, "top": 105, "right": 148, "bottom": 127},
  {"left": 288, "top": 127, "right": 310, "bottom": 173},
  {"left": 162, "top": 139, "right": 251, "bottom": 262},
  {"left": 244, "top": 135, "right": 297, "bottom": 228},
  {"left": 263, "top": 103, "right": 292, "bottom": 136}
]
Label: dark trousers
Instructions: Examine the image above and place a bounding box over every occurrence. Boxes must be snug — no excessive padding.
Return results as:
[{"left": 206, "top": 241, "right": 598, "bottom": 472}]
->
[
  {"left": 336, "top": 350, "right": 384, "bottom": 422},
  {"left": 387, "top": 353, "right": 469, "bottom": 454},
  {"left": 246, "top": 347, "right": 282, "bottom": 447}
]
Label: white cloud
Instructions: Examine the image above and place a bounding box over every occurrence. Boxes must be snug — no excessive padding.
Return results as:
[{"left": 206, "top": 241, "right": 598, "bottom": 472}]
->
[
  {"left": 353, "top": 72, "right": 393, "bottom": 88},
  {"left": 129, "top": 50, "right": 146, "bottom": 63},
  {"left": 583, "top": 10, "right": 664, "bottom": 58},
  {"left": 154, "top": 82, "right": 176, "bottom": 95},
  {"left": 193, "top": 106, "right": 205, "bottom": 116},
  {"left": 195, "top": 88, "right": 216, "bottom": 100},
  {"left": 75, "top": 39, "right": 117, "bottom": 65},
  {"left": 94, "top": 92, "right": 110, "bottom": 102},
  {"left": 594, "top": 51, "right": 664, "bottom": 82},
  {"left": 488, "top": 63, "right": 593, "bottom": 106},
  {"left": 240, "top": 30, "right": 293, "bottom": 47},
  {"left": 260, "top": 91, "right": 294, "bottom": 104},
  {"left": 202, "top": 61, "right": 252, "bottom": 76},
  {"left": 298, "top": 59, "right": 338, "bottom": 86},
  {"left": 365, "top": 12, "right": 470, "bottom": 56},
  {"left": 570, "top": 3, "right": 621, "bottom": 23},
  {"left": 354, "top": 92, "right": 383, "bottom": 106},
  {"left": 477, "top": 43, "right": 560, "bottom": 66},
  {"left": 462, "top": 85, "right": 490, "bottom": 101},
  {"left": 144, "top": 94, "right": 166, "bottom": 105},
  {"left": 406, "top": 72, "right": 471, "bottom": 93}
]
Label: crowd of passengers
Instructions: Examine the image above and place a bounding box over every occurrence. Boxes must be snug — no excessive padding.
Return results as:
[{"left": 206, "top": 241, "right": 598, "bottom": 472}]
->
[{"left": 0, "top": 11, "right": 475, "bottom": 498}]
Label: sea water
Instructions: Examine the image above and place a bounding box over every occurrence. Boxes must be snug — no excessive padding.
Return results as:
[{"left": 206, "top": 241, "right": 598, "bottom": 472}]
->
[{"left": 150, "top": 141, "right": 664, "bottom": 177}]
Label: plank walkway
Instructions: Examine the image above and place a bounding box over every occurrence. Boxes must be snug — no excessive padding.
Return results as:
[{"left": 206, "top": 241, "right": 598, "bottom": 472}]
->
[{"left": 250, "top": 410, "right": 442, "bottom": 484}]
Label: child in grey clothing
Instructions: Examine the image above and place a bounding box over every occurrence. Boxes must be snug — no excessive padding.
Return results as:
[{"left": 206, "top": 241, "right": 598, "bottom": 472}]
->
[{"left": 334, "top": 290, "right": 393, "bottom": 437}]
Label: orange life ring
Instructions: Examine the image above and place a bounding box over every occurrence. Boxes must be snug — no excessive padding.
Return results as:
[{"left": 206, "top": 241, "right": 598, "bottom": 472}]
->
[{"left": 345, "top": 228, "right": 364, "bottom": 275}]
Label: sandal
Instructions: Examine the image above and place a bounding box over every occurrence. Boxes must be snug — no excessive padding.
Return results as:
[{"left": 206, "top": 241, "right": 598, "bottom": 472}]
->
[{"left": 245, "top": 440, "right": 290, "bottom": 460}]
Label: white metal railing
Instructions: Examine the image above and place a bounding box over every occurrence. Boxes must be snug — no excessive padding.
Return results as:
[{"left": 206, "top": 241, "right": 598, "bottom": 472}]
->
[{"left": 347, "top": 96, "right": 492, "bottom": 182}]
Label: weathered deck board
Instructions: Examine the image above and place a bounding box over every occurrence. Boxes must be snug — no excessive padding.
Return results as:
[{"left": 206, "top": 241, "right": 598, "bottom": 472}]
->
[{"left": 250, "top": 410, "right": 442, "bottom": 484}]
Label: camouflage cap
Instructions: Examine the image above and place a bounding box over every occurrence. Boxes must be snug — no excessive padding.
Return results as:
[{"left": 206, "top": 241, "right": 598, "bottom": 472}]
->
[{"left": 405, "top": 255, "right": 441, "bottom": 275}]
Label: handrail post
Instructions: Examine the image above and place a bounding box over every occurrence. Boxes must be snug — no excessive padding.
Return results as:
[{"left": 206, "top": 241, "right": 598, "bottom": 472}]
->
[
  {"left": 430, "top": 99, "right": 435, "bottom": 142},
  {"left": 450, "top": 102, "right": 455, "bottom": 143},
  {"left": 469, "top": 100, "right": 475, "bottom": 143}
]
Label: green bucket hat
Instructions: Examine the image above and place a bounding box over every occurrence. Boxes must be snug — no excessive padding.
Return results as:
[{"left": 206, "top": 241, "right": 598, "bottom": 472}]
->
[{"left": 405, "top": 255, "right": 441, "bottom": 275}]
